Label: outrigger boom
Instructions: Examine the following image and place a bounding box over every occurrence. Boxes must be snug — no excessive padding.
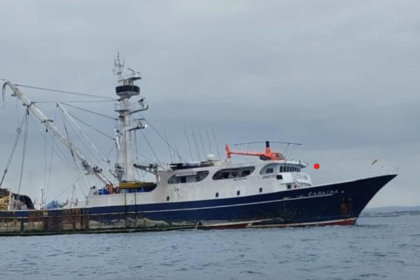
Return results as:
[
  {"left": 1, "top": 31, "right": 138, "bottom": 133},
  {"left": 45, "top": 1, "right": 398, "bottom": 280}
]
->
[{"left": 2, "top": 80, "right": 112, "bottom": 186}]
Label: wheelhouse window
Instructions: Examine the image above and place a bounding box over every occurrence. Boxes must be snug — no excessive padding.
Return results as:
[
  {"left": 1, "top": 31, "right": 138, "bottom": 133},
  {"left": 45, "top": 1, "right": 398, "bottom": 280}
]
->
[
  {"left": 280, "top": 165, "right": 301, "bottom": 173},
  {"left": 260, "top": 164, "right": 278, "bottom": 175},
  {"left": 213, "top": 167, "right": 255, "bottom": 180},
  {"left": 168, "top": 171, "right": 209, "bottom": 184}
]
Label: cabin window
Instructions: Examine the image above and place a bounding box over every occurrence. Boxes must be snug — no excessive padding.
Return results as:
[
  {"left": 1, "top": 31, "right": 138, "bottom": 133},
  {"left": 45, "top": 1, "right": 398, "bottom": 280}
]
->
[
  {"left": 287, "top": 184, "right": 292, "bottom": 190},
  {"left": 279, "top": 166, "right": 283, "bottom": 172},
  {"left": 168, "top": 171, "right": 209, "bottom": 184},
  {"left": 213, "top": 167, "right": 255, "bottom": 180},
  {"left": 166, "top": 196, "right": 170, "bottom": 201},
  {"left": 260, "top": 164, "right": 278, "bottom": 175},
  {"left": 237, "top": 190, "right": 240, "bottom": 196},
  {"left": 259, "top": 187, "right": 263, "bottom": 193},
  {"left": 215, "top": 192, "right": 219, "bottom": 198},
  {"left": 277, "top": 175, "right": 283, "bottom": 180}
]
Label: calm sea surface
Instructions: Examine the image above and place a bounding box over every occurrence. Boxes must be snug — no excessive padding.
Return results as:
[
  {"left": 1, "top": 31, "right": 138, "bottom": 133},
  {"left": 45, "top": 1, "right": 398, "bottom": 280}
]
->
[{"left": 0, "top": 213, "right": 419, "bottom": 280}]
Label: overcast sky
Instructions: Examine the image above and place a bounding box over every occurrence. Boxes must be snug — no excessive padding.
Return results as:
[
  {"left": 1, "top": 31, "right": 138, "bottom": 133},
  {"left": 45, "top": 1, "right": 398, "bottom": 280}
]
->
[{"left": 0, "top": 0, "right": 419, "bottom": 207}]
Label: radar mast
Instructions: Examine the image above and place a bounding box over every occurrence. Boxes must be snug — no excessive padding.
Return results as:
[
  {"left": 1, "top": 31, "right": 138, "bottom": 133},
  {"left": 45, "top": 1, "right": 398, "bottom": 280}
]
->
[{"left": 113, "top": 53, "right": 148, "bottom": 183}]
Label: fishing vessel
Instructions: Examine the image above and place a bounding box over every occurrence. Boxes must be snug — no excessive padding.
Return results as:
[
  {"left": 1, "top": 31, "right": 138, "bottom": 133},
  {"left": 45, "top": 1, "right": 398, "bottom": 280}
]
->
[{"left": 0, "top": 55, "right": 397, "bottom": 236}]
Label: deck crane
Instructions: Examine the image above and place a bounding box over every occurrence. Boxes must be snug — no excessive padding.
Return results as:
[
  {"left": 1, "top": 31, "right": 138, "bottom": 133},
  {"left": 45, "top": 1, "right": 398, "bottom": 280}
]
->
[{"left": 2, "top": 80, "right": 113, "bottom": 187}]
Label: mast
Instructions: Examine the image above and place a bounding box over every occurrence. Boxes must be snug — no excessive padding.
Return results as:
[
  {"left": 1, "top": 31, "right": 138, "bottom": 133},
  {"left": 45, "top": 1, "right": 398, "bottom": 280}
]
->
[
  {"left": 2, "top": 81, "right": 112, "bottom": 186},
  {"left": 113, "top": 53, "right": 148, "bottom": 182}
]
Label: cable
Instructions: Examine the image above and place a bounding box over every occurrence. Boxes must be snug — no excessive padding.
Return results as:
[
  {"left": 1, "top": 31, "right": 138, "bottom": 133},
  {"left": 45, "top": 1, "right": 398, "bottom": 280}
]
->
[
  {"left": 192, "top": 130, "right": 201, "bottom": 161},
  {"left": 163, "top": 126, "right": 174, "bottom": 163},
  {"left": 50, "top": 176, "right": 84, "bottom": 201},
  {"left": 184, "top": 128, "right": 194, "bottom": 162},
  {"left": 199, "top": 130, "right": 206, "bottom": 159},
  {"left": 17, "top": 110, "right": 30, "bottom": 195},
  {"left": 69, "top": 113, "right": 114, "bottom": 140},
  {"left": 29, "top": 114, "right": 76, "bottom": 169},
  {"left": 212, "top": 129, "right": 222, "bottom": 160},
  {"left": 35, "top": 100, "right": 115, "bottom": 104},
  {"left": 140, "top": 130, "right": 164, "bottom": 169},
  {"left": 45, "top": 108, "right": 58, "bottom": 203},
  {"left": 0, "top": 113, "right": 26, "bottom": 187},
  {"left": 61, "top": 103, "right": 117, "bottom": 120},
  {"left": 206, "top": 129, "right": 213, "bottom": 154},
  {"left": 15, "top": 84, "right": 115, "bottom": 100},
  {"left": 137, "top": 113, "right": 186, "bottom": 162}
]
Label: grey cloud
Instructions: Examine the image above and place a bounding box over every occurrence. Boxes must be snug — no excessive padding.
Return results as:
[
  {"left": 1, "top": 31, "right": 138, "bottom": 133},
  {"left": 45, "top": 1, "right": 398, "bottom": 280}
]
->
[{"left": 0, "top": 0, "right": 419, "bottom": 207}]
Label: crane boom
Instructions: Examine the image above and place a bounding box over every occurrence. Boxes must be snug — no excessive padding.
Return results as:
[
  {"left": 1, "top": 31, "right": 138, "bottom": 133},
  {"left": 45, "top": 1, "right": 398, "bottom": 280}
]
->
[{"left": 2, "top": 80, "right": 112, "bottom": 186}]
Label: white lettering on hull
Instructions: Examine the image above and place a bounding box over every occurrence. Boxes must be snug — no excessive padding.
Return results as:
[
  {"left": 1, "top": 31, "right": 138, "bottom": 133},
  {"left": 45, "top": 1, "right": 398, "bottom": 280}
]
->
[{"left": 308, "top": 190, "right": 339, "bottom": 197}]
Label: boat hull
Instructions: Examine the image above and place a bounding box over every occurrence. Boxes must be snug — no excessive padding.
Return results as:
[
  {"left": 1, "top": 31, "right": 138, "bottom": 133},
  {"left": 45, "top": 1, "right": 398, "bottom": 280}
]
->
[{"left": 0, "top": 174, "right": 396, "bottom": 236}]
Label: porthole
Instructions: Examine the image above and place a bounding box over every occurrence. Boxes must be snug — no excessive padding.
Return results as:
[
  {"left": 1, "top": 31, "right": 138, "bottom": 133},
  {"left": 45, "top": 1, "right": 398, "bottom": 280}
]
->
[
  {"left": 166, "top": 196, "right": 170, "bottom": 201},
  {"left": 237, "top": 190, "right": 240, "bottom": 196},
  {"left": 259, "top": 188, "right": 263, "bottom": 193},
  {"left": 215, "top": 192, "right": 219, "bottom": 198}
]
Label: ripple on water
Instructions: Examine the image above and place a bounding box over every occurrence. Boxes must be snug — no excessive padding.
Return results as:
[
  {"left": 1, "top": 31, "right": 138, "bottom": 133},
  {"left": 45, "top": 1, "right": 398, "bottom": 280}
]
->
[{"left": 1, "top": 215, "right": 420, "bottom": 280}]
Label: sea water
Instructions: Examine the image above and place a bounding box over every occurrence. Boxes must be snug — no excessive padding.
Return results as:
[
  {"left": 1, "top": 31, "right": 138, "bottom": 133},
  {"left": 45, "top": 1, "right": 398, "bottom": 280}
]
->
[{"left": 0, "top": 213, "right": 419, "bottom": 280}]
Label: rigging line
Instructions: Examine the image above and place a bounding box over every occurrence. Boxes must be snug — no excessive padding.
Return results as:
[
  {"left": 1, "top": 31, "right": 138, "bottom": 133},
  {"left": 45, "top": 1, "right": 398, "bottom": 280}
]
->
[
  {"left": 137, "top": 113, "right": 186, "bottom": 162},
  {"left": 163, "top": 125, "right": 173, "bottom": 163},
  {"left": 175, "top": 145, "right": 182, "bottom": 163},
  {"left": 64, "top": 115, "right": 104, "bottom": 169},
  {"left": 29, "top": 114, "right": 77, "bottom": 169},
  {"left": 45, "top": 107, "right": 58, "bottom": 203},
  {"left": 17, "top": 110, "right": 30, "bottom": 195},
  {"left": 212, "top": 129, "right": 222, "bottom": 160},
  {"left": 134, "top": 150, "right": 163, "bottom": 169},
  {"left": 61, "top": 103, "right": 117, "bottom": 120},
  {"left": 206, "top": 129, "right": 213, "bottom": 154},
  {"left": 184, "top": 128, "right": 194, "bottom": 162},
  {"left": 61, "top": 110, "right": 89, "bottom": 197},
  {"left": 192, "top": 130, "right": 201, "bottom": 161},
  {"left": 44, "top": 126, "right": 47, "bottom": 204},
  {"left": 61, "top": 110, "right": 81, "bottom": 171},
  {"left": 15, "top": 84, "right": 115, "bottom": 100},
  {"left": 61, "top": 107, "right": 109, "bottom": 169},
  {"left": 140, "top": 130, "right": 164, "bottom": 169},
  {"left": 69, "top": 113, "right": 114, "bottom": 140},
  {"left": 133, "top": 131, "right": 144, "bottom": 181},
  {"left": 15, "top": 98, "right": 19, "bottom": 128},
  {"left": 199, "top": 130, "right": 207, "bottom": 159},
  {"left": 50, "top": 176, "right": 84, "bottom": 202},
  {"left": 34, "top": 100, "right": 115, "bottom": 104},
  {"left": 134, "top": 130, "right": 144, "bottom": 181},
  {"left": 0, "top": 113, "right": 27, "bottom": 188}
]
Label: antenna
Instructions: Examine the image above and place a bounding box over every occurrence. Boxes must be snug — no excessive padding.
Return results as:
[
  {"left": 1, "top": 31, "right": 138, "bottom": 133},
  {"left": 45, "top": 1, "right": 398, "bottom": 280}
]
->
[
  {"left": 113, "top": 52, "right": 124, "bottom": 79},
  {"left": 212, "top": 129, "right": 222, "bottom": 160},
  {"left": 184, "top": 128, "right": 194, "bottom": 161},
  {"left": 199, "top": 130, "right": 206, "bottom": 159}
]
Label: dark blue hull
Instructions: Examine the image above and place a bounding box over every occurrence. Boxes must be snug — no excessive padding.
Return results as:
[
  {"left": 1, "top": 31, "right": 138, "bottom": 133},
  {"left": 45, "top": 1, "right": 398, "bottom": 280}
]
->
[{"left": 0, "top": 174, "right": 396, "bottom": 235}]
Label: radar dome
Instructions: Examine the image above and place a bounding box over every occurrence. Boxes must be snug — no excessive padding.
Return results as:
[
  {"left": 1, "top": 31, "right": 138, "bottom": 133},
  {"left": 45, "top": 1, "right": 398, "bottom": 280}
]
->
[{"left": 207, "top": 154, "right": 216, "bottom": 161}]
